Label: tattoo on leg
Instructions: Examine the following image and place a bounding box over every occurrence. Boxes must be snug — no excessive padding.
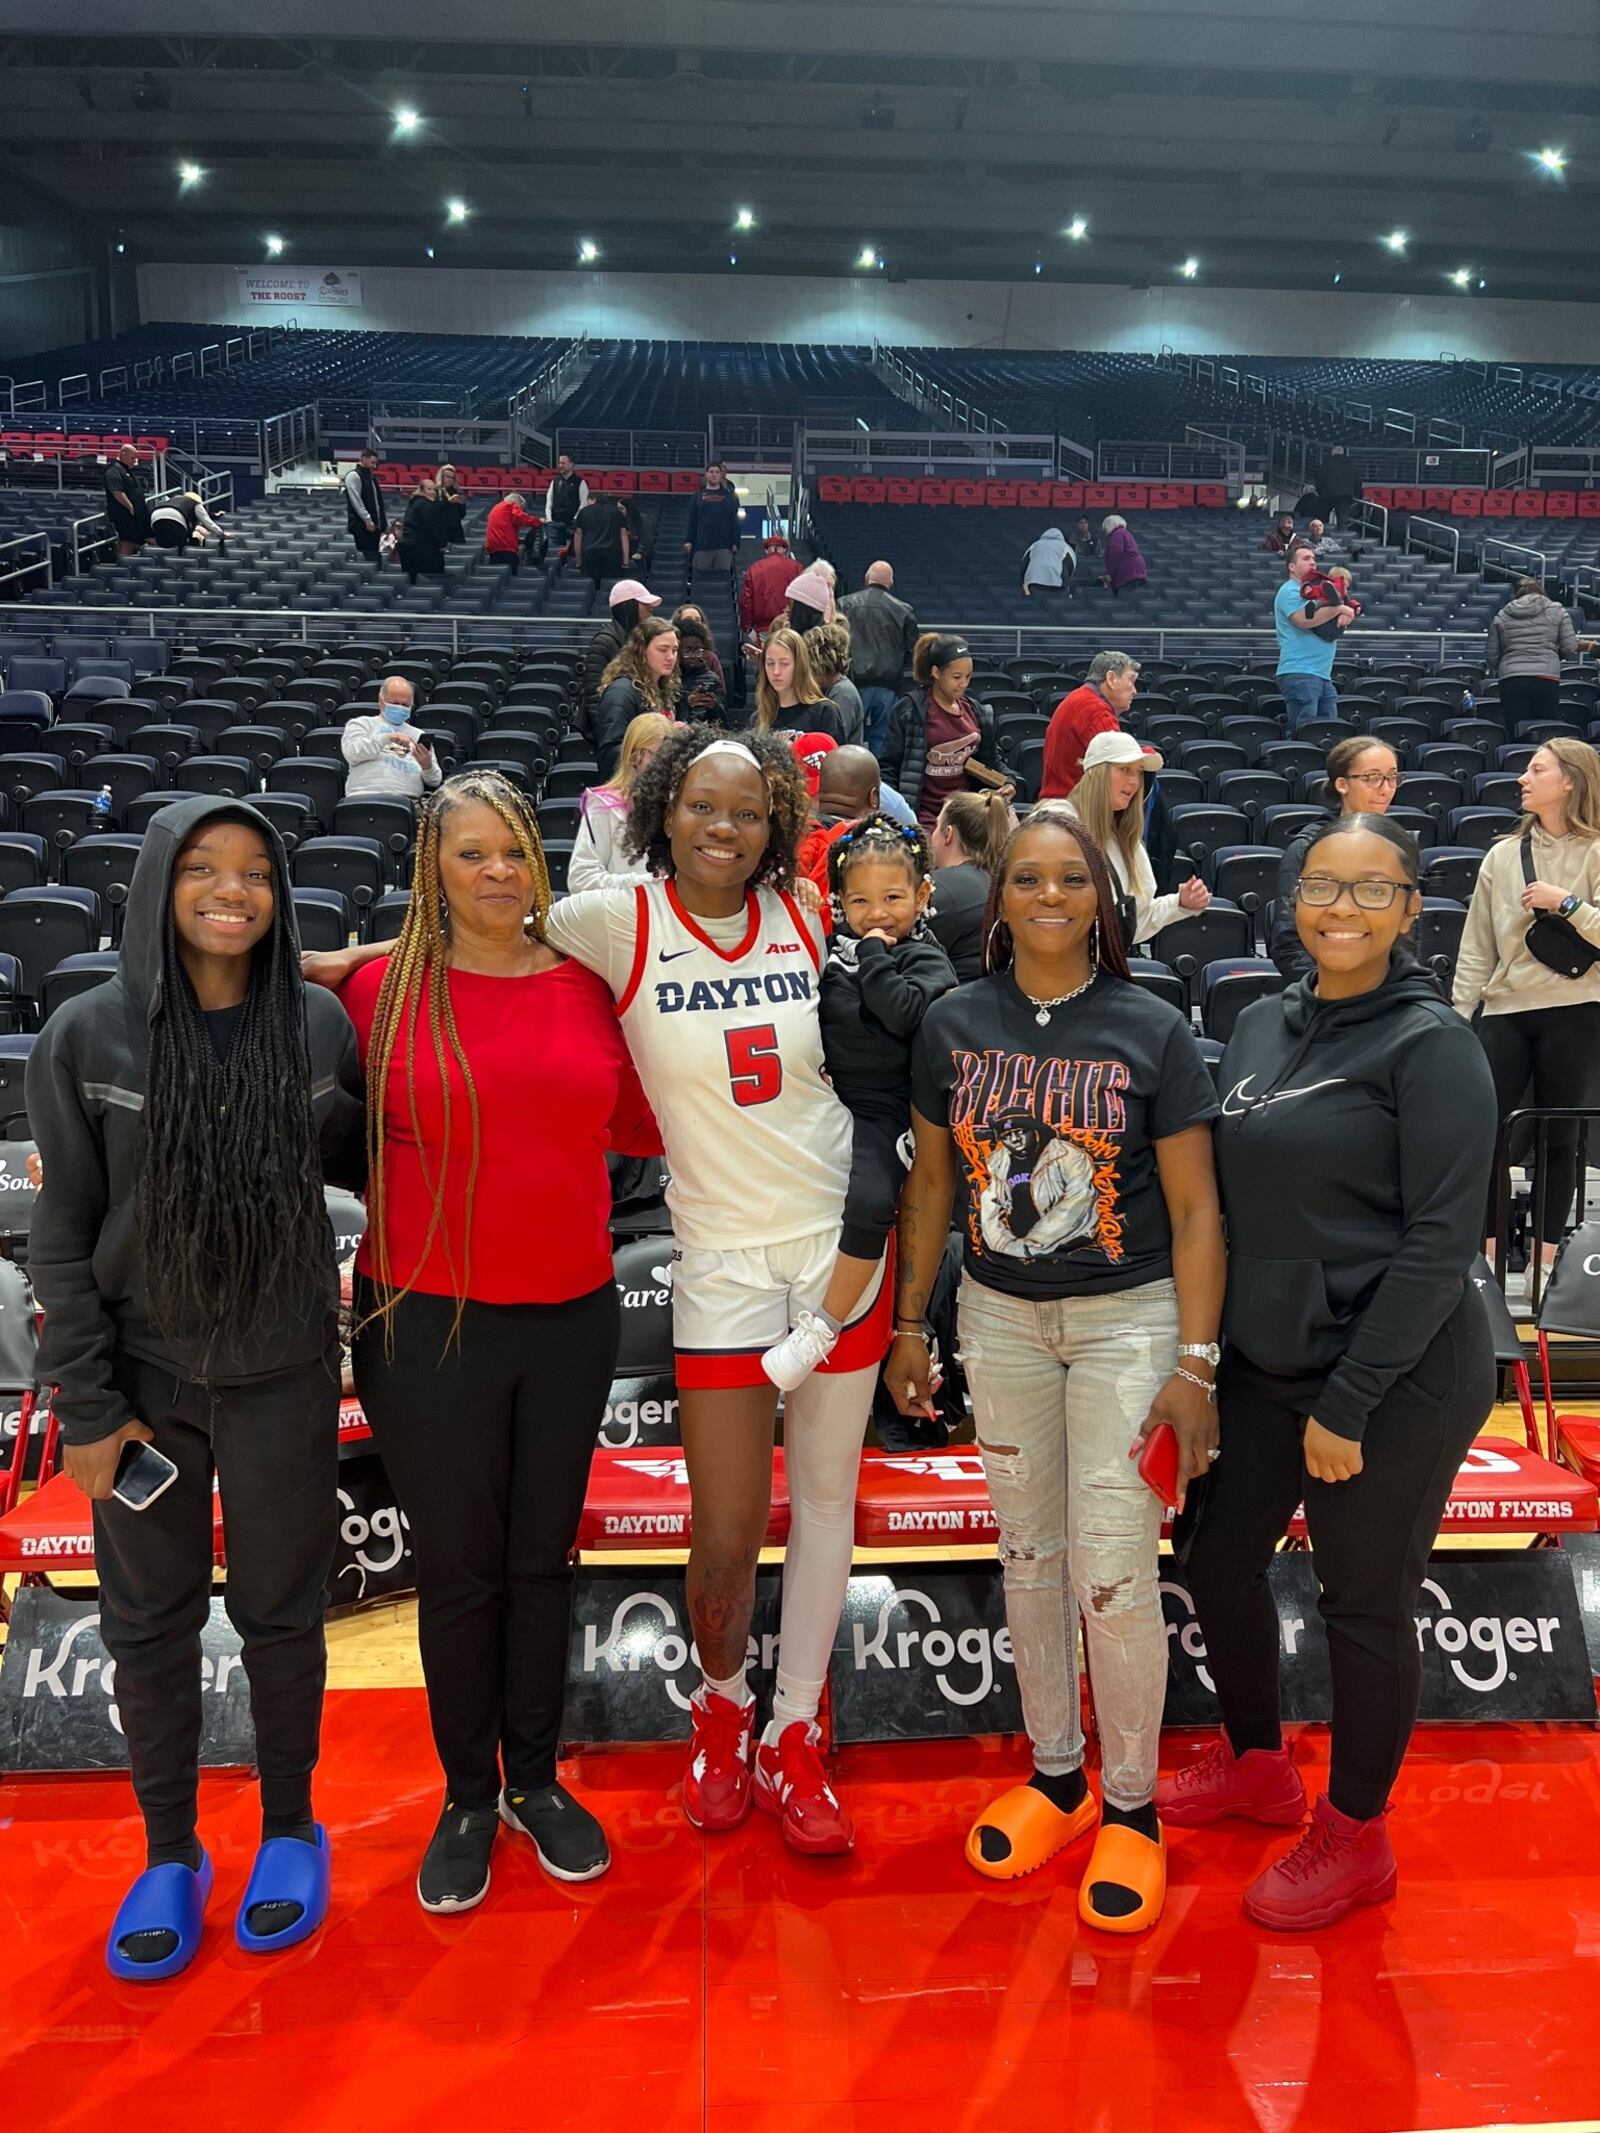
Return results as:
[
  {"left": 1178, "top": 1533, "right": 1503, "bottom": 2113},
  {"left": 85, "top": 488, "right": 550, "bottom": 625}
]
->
[{"left": 688, "top": 1544, "right": 760, "bottom": 1678}]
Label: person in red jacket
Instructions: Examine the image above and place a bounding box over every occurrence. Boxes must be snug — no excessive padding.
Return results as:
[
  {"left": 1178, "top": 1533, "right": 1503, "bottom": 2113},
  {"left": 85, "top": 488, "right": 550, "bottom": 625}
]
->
[
  {"left": 320, "top": 770, "right": 659, "bottom": 1915},
  {"left": 484, "top": 491, "right": 542, "bottom": 574},
  {"left": 1039, "top": 651, "right": 1141, "bottom": 799},
  {"left": 739, "top": 534, "right": 802, "bottom": 644}
]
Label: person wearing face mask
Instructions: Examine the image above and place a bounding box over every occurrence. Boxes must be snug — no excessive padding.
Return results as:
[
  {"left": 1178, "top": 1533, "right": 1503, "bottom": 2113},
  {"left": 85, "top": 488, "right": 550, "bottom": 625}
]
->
[
  {"left": 1040, "top": 651, "right": 1142, "bottom": 801},
  {"left": 1163, "top": 814, "right": 1496, "bottom": 1931},
  {"left": 341, "top": 679, "right": 442, "bottom": 802}
]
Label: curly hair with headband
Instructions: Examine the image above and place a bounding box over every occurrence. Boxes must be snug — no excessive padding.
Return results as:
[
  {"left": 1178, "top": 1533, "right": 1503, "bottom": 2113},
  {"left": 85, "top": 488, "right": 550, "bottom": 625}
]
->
[
  {"left": 624, "top": 723, "right": 811, "bottom": 887},
  {"left": 359, "top": 769, "right": 554, "bottom": 1344}
]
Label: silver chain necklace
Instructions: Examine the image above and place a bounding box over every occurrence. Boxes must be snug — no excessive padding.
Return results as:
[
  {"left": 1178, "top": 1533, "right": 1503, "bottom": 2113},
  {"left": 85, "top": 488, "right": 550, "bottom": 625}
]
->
[{"left": 1020, "top": 972, "right": 1096, "bottom": 1026}]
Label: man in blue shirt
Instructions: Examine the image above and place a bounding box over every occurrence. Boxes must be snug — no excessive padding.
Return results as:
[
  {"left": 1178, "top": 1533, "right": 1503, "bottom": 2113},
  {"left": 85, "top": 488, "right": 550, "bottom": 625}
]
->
[{"left": 1274, "top": 542, "right": 1355, "bottom": 732}]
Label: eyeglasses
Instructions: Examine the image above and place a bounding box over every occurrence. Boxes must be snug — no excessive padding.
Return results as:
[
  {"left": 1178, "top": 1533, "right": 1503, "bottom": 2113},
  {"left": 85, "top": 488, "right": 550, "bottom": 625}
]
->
[
  {"left": 1296, "top": 875, "right": 1411, "bottom": 910},
  {"left": 1345, "top": 770, "right": 1402, "bottom": 790}
]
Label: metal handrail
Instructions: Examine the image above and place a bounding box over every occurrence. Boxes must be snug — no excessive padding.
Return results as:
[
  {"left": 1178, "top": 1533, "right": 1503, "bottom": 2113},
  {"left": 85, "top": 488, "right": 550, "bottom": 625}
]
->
[
  {"left": 0, "top": 533, "right": 51, "bottom": 596},
  {"left": 803, "top": 427, "right": 1057, "bottom": 476},
  {"left": 1482, "top": 536, "right": 1548, "bottom": 585},
  {"left": 1404, "top": 516, "right": 1461, "bottom": 570}
]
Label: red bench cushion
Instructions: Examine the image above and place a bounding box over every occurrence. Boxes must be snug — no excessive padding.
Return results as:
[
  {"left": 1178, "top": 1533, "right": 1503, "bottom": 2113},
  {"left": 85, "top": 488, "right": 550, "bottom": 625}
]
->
[
  {"left": 578, "top": 1448, "right": 790, "bottom": 1550},
  {"left": 853, "top": 1449, "right": 998, "bottom": 1543},
  {"left": 0, "top": 1470, "right": 227, "bottom": 1571},
  {"left": 1557, "top": 1415, "right": 1600, "bottom": 1488}
]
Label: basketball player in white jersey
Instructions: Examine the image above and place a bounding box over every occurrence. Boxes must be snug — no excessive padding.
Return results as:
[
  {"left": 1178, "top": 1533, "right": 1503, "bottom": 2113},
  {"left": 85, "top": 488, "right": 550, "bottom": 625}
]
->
[{"left": 545, "top": 727, "right": 889, "bottom": 1854}]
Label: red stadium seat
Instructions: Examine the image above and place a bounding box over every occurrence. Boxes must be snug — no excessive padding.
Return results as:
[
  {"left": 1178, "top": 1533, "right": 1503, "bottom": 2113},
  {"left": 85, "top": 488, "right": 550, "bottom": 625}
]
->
[
  {"left": 1481, "top": 489, "right": 1517, "bottom": 516},
  {"left": 1050, "top": 482, "right": 1085, "bottom": 510},
  {"left": 1082, "top": 483, "right": 1117, "bottom": 509},
  {"left": 984, "top": 481, "right": 1019, "bottom": 508},
  {"left": 1365, "top": 486, "right": 1395, "bottom": 509},
  {"left": 669, "top": 470, "right": 700, "bottom": 494},
  {"left": 578, "top": 1448, "right": 791, "bottom": 1550},
  {"left": 636, "top": 470, "right": 671, "bottom": 493},
  {"left": 884, "top": 478, "right": 920, "bottom": 505},
  {"left": 1115, "top": 484, "right": 1149, "bottom": 512},
  {"left": 1016, "top": 482, "right": 1052, "bottom": 510},
  {"left": 1513, "top": 491, "right": 1547, "bottom": 518},
  {"left": 919, "top": 479, "right": 953, "bottom": 505},
  {"left": 1543, "top": 491, "right": 1576, "bottom": 518},
  {"left": 1196, "top": 484, "right": 1228, "bottom": 509},
  {"left": 852, "top": 478, "right": 886, "bottom": 504},
  {"left": 1450, "top": 489, "right": 1483, "bottom": 517},
  {"left": 1423, "top": 488, "right": 1457, "bottom": 513},
  {"left": 817, "top": 476, "right": 853, "bottom": 503},
  {"left": 951, "top": 480, "right": 986, "bottom": 507},
  {"left": 1391, "top": 486, "right": 1424, "bottom": 510},
  {"left": 1578, "top": 492, "right": 1600, "bottom": 518}
]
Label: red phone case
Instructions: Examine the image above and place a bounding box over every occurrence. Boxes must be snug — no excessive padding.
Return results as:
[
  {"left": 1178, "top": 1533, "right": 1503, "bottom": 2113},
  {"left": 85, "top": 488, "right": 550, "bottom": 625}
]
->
[{"left": 1137, "top": 1422, "right": 1180, "bottom": 1505}]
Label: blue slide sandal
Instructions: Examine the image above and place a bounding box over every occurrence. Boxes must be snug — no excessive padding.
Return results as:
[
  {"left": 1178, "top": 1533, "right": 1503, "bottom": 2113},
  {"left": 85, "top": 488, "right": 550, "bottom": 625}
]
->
[
  {"left": 106, "top": 1852, "right": 214, "bottom": 1983},
  {"left": 235, "top": 1824, "right": 331, "bottom": 1954}
]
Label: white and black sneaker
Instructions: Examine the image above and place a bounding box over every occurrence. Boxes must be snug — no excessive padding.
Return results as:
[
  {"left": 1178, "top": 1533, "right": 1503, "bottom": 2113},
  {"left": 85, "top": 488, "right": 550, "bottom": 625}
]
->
[
  {"left": 498, "top": 1783, "right": 612, "bottom": 1883},
  {"left": 417, "top": 1800, "right": 499, "bottom": 1914},
  {"left": 761, "top": 1308, "right": 839, "bottom": 1392}
]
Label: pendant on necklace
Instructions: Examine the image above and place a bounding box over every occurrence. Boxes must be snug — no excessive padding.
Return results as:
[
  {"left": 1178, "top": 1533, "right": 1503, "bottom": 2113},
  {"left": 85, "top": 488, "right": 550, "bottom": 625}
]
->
[{"left": 1035, "top": 1004, "right": 1051, "bottom": 1027}]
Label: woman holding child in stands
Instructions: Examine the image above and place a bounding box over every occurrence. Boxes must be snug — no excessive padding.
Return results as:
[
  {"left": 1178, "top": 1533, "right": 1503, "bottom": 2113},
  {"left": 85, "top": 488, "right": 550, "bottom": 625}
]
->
[
  {"left": 28, "top": 797, "right": 364, "bottom": 1981},
  {"left": 311, "top": 770, "right": 659, "bottom": 1915},
  {"left": 1163, "top": 814, "right": 1498, "bottom": 1931}
]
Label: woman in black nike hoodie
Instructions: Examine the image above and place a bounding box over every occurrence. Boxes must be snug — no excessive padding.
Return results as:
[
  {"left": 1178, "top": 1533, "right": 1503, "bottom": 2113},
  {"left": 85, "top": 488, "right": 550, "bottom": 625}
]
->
[
  {"left": 1157, "top": 814, "right": 1497, "bottom": 1931},
  {"left": 26, "top": 796, "right": 364, "bottom": 1981}
]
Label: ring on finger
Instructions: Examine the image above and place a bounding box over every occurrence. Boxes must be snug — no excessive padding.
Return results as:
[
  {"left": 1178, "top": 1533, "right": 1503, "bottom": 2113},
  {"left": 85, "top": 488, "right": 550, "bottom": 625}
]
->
[{"left": 1206, "top": 1447, "right": 1222, "bottom": 1462}]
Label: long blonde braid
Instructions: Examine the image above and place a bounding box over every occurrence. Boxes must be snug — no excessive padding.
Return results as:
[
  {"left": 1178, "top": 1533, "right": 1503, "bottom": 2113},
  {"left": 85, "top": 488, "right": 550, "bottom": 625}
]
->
[{"left": 361, "top": 770, "right": 553, "bottom": 1346}]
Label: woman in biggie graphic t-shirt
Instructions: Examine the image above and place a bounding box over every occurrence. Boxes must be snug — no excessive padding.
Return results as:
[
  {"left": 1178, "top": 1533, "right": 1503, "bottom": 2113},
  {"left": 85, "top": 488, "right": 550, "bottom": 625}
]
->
[{"left": 892, "top": 813, "right": 1224, "bottom": 1933}]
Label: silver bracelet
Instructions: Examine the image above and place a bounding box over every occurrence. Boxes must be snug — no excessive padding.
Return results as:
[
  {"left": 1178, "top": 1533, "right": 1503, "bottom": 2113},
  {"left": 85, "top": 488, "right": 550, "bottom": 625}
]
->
[{"left": 1174, "top": 1367, "right": 1217, "bottom": 1402}]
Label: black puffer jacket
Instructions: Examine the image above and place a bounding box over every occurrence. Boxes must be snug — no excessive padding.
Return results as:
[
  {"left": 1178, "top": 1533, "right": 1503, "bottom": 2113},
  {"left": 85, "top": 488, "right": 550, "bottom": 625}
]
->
[{"left": 879, "top": 690, "right": 1002, "bottom": 819}]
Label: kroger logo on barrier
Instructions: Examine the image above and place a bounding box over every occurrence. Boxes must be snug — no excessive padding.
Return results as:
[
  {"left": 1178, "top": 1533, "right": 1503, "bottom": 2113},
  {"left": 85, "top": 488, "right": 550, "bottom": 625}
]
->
[
  {"left": 336, "top": 1487, "right": 410, "bottom": 1576},
  {"left": 1162, "top": 1576, "right": 1312, "bottom": 1696},
  {"left": 598, "top": 1386, "right": 680, "bottom": 1449},
  {"left": 851, "top": 1585, "right": 1012, "bottom": 1707},
  {"left": 1415, "top": 1573, "right": 1561, "bottom": 1694},
  {"left": 580, "top": 1588, "right": 778, "bottom": 1712},
  {"left": 19, "top": 1608, "right": 242, "bottom": 1733}
]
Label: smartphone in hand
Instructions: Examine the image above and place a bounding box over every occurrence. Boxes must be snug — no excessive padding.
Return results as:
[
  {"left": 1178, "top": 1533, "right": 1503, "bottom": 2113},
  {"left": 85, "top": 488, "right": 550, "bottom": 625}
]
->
[{"left": 112, "top": 1438, "right": 179, "bottom": 1513}]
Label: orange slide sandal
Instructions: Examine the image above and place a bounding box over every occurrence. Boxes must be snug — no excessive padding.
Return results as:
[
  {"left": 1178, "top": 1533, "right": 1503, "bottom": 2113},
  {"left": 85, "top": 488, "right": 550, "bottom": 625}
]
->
[
  {"left": 1078, "top": 1821, "right": 1167, "bottom": 1934},
  {"left": 965, "top": 1784, "right": 1098, "bottom": 1882}
]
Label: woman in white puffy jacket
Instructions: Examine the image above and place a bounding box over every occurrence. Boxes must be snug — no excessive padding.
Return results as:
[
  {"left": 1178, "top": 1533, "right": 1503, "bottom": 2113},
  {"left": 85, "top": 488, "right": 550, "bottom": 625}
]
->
[
  {"left": 1040, "top": 728, "right": 1208, "bottom": 946},
  {"left": 568, "top": 712, "right": 676, "bottom": 892}
]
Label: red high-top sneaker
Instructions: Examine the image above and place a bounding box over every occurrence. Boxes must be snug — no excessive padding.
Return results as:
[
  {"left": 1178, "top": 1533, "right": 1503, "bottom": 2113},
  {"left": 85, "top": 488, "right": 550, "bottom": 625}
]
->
[
  {"left": 682, "top": 1688, "right": 755, "bottom": 1833},
  {"left": 1156, "top": 1737, "right": 1307, "bottom": 1828},
  {"left": 1243, "top": 1794, "right": 1398, "bottom": 1931}
]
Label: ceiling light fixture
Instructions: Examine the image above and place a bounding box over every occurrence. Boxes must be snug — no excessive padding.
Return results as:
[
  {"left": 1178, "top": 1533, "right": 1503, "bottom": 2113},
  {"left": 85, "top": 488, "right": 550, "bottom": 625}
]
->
[
  {"left": 1067, "top": 215, "right": 1089, "bottom": 240},
  {"left": 424, "top": 245, "right": 435, "bottom": 259},
  {"left": 1382, "top": 229, "right": 1408, "bottom": 253},
  {"left": 578, "top": 238, "right": 599, "bottom": 263},
  {"left": 1535, "top": 146, "right": 1566, "bottom": 175},
  {"left": 445, "top": 198, "right": 469, "bottom": 224},
  {"left": 1449, "top": 266, "right": 1473, "bottom": 288},
  {"left": 734, "top": 208, "right": 755, "bottom": 231},
  {"left": 265, "top": 233, "right": 285, "bottom": 257},
  {"left": 857, "top": 246, "right": 878, "bottom": 270},
  {"left": 1180, "top": 256, "right": 1199, "bottom": 279},
  {"left": 393, "top": 106, "right": 421, "bottom": 134},
  {"left": 177, "top": 160, "right": 204, "bottom": 188}
]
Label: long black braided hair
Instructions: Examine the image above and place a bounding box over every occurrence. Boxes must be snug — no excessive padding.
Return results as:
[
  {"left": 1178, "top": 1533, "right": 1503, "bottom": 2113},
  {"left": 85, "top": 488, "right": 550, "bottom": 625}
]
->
[{"left": 136, "top": 820, "right": 329, "bottom": 1348}]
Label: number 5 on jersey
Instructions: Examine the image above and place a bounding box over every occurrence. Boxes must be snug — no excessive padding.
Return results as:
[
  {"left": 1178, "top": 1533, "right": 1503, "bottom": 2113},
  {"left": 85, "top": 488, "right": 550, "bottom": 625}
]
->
[{"left": 725, "top": 1024, "right": 783, "bottom": 1107}]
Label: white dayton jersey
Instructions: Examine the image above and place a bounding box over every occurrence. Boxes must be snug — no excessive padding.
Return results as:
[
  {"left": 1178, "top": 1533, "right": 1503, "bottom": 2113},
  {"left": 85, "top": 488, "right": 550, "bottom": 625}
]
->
[{"left": 545, "top": 879, "right": 852, "bottom": 1249}]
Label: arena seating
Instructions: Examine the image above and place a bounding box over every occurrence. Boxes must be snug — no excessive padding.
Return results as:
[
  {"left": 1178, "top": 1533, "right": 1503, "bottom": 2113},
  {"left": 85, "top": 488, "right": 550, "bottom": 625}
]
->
[{"left": 550, "top": 339, "right": 904, "bottom": 434}]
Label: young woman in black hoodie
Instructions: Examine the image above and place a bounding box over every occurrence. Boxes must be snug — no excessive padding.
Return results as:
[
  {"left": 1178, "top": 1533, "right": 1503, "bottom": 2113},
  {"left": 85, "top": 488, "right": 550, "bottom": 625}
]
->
[
  {"left": 1160, "top": 814, "right": 1498, "bottom": 1930},
  {"left": 26, "top": 797, "right": 364, "bottom": 1981}
]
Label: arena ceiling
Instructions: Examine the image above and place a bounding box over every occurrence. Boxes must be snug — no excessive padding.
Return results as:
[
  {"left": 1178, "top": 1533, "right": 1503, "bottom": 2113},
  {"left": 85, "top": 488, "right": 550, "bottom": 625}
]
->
[{"left": 2, "top": 0, "right": 1599, "bottom": 301}]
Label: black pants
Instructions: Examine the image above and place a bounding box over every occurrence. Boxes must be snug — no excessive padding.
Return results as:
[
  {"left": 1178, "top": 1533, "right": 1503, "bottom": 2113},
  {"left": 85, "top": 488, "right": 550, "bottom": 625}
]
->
[
  {"left": 351, "top": 526, "right": 381, "bottom": 563},
  {"left": 487, "top": 549, "right": 520, "bottom": 574},
  {"left": 352, "top": 1278, "right": 620, "bottom": 1806},
  {"left": 92, "top": 1346, "right": 341, "bottom": 1851},
  {"left": 1478, "top": 1002, "right": 1600, "bottom": 1241},
  {"left": 839, "top": 1095, "right": 908, "bottom": 1260},
  {"left": 1180, "top": 1292, "right": 1494, "bottom": 1821},
  {"left": 1496, "top": 674, "right": 1560, "bottom": 729}
]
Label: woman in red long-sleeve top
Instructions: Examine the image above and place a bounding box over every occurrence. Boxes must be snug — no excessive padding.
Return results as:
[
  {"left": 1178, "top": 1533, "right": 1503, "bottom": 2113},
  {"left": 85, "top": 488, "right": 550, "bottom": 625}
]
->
[
  {"left": 324, "top": 769, "right": 659, "bottom": 1914},
  {"left": 483, "top": 490, "right": 541, "bottom": 573}
]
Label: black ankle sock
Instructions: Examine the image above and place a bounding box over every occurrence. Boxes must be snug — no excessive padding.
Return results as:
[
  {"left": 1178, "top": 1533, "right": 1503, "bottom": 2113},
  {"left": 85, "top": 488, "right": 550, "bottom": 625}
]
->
[
  {"left": 145, "top": 1834, "right": 204, "bottom": 1874},
  {"left": 1028, "top": 1768, "right": 1088, "bottom": 1815},
  {"left": 1102, "top": 1799, "right": 1160, "bottom": 1843},
  {"left": 244, "top": 1812, "right": 318, "bottom": 1940},
  {"left": 262, "top": 1811, "right": 317, "bottom": 1847}
]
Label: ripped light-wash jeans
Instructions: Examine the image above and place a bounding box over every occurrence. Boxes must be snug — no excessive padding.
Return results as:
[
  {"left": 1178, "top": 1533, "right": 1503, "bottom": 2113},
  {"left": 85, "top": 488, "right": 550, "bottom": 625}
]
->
[{"left": 956, "top": 1274, "right": 1178, "bottom": 1810}]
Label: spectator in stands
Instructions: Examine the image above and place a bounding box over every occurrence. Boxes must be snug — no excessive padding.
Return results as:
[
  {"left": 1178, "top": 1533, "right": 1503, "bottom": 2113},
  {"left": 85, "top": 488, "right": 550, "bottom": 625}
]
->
[
  {"left": 840, "top": 561, "right": 920, "bottom": 758},
  {"left": 1455, "top": 739, "right": 1600, "bottom": 1275},
  {"left": 435, "top": 464, "right": 463, "bottom": 507},
  {"left": 671, "top": 603, "right": 726, "bottom": 687},
  {"left": 675, "top": 617, "right": 728, "bottom": 726},
  {"left": 148, "top": 490, "right": 228, "bottom": 550},
  {"left": 1314, "top": 444, "right": 1359, "bottom": 528},
  {"left": 618, "top": 494, "right": 656, "bottom": 580},
  {"left": 1259, "top": 512, "right": 1298, "bottom": 555},
  {"left": 1040, "top": 650, "right": 1141, "bottom": 799},
  {"left": 1072, "top": 514, "right": 1098, "bottom": 558},
  {"left": 805, "top": 618, "right": 865, "bottom": 746},
  {"left": 1307, "top": 517, "right": 1342, "bottom": 557},
  {"left": 893, "top": 813, "right": 1223, "bottom": 1925},
  {"left": 570, "top": 711, "right": 675, "bottom": 892},
  {"left": 1100, "top": 515, "right": 1149, "bottom": 597},
  {"left": 1485, "top": 577, "right": 1582, "bottom": 729},
  {"left": 881, "top": 634, "right": 1014, "bottom": 832},
  {"left": 581, "top": 579, "right": 661, "bottom": 725},
  {"left": 573, "top": 490, "right": 631, "bottom": 612},
  {"left": 342, "top": 678, "right": 442, "bottom": 802},
  {"left": 27, "top": 796, "right": 363, "bottom": 1979},
  {"left": 1271, "top": 737, "right": 1401, "bottom": 982},
  {"left": 343, "top": 447, "right": 387, "bottom": 565},
  {"left": 543, "top": 453, "right": 589, "bottom": 556},
  {"left": 926, "top": 788, "right": 1012, "bottom": 981},
  {"left": 335, "top": 772, "right": 660, "bottom": 1910},
  {"left": 782, "top": 563, "right": 837, "bottom": 638},
  {"left": 756, "top": 626, "right": 847, "bottom": 744},
  {"left": 683, "top": 462, "right": 743, "bottom": 589},
  {"left": 1022, "top": 526, "right": 1076, "bottom": 598},
  {"left": 397, "top": 477, "right": 450, "bottom": 583},
  {"left": 739, "top": 533, "right": 802, "bottom": 646},
  {"left": 1044, "top": 730, "right": 1210, "bottom": 947},
  {"left": 1166, "top": 814, "right": 1495, "bottom": 1933},
  {"left": 1275, "top": 542, "right": 1355, "bottom": 732},
  {"left": 104, "top": 441, "right": 150, "bottom": 557},
  {"left": 484, "top": 490, "right": 540, "bottom": 574},
  {"left": 595, "top": 616, "right": 681, "bottom": 778}
]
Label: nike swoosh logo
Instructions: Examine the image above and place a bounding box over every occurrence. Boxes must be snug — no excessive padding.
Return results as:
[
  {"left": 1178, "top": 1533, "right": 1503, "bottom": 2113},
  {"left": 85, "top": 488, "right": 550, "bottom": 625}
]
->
[
  {"left": 1221, "top": 1074, "right": 1348, "bottom": 1119},
  {"left": 657, "top": 948, "right": 696, "bottom": 963}
]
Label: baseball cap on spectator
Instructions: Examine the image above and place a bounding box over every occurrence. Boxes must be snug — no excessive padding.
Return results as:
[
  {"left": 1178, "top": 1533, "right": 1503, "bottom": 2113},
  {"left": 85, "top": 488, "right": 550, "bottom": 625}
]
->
[
  {"left": 608, "top": 579, "right": 660, "bottom": 609},
  {"left": 783, "top": 565, "right": 834, "bottom": 615},
  {"left": 791, "top": 730, "right": 838, "bottom": 798},
  {"left": 763, "top": 532, "right": 792, "bottom": 551},
  {"left": 1081, "top": 730, "right": 1165, "bottom": 776}
]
